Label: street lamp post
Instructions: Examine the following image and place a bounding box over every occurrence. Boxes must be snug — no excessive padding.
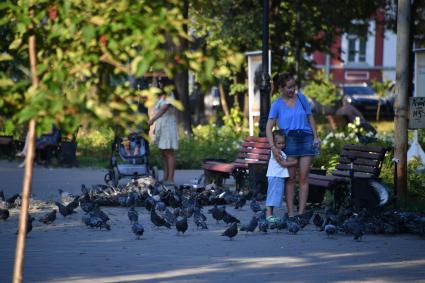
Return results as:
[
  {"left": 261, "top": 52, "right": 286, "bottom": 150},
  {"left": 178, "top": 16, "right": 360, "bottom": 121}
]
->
[{"left": 259, "top": 0, "right": 271, "bottom": 137}]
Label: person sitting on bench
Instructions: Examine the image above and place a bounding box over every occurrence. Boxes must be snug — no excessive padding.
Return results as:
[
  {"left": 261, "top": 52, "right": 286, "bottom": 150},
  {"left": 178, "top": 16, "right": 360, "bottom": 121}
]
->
[
  {"left": 336, "top": 97, "right": 377, "bottom": 144},
  {"left": 17, "top": 125, "right": 61, "bottom": 167}
]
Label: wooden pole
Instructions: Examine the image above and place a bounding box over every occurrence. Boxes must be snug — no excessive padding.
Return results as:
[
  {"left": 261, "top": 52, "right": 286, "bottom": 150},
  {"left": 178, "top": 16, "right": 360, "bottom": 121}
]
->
[
  {"left": 259, "top": 0, "right": 271, "bottom": 137},
  {"left": 394, "top": 0, "right": 411, "bottom": 197},
  {"left": 13, "top": 10, "right": 38, "bottom": 282}
]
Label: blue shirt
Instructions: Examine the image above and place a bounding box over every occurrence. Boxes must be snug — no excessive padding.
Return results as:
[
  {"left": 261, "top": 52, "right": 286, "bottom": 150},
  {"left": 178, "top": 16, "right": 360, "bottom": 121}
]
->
[{"left": 268, "top": 93, "right": 312, "bottom": 134}]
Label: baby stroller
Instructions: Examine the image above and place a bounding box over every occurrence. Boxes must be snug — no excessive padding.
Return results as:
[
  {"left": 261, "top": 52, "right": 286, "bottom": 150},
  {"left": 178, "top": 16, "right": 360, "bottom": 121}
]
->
[{"left": 104, "top": 132, "right": 157, "bottom": 186}]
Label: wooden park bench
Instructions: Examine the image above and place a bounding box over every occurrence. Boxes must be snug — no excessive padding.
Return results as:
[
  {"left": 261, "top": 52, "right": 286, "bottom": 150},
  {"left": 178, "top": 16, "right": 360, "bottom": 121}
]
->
[
  {"left": 308, "top": 144, "right": 390, "bottom": 207},
  {"left": 201, "top": 136, "right": 271, "bottom": 189}
]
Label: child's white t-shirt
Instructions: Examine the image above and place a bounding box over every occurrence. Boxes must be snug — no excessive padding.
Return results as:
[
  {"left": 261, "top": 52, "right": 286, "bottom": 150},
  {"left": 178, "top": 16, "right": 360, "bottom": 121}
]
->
[{"left": 266, "top": 151, "right": 289, "bottom": 178}]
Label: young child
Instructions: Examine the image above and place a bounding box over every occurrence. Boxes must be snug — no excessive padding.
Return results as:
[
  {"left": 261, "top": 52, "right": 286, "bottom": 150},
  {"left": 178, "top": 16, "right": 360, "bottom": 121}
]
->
[
  {"left": 121, "top": 137, "right": 140, "bottom": 157},
  {"left": 266, "top": 129, "right": 297, "bottom": 223}
]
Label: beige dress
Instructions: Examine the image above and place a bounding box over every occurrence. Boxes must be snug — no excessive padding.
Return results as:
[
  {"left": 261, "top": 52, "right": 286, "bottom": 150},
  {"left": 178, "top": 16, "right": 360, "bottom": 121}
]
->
[{"left": 153, "top": 95, "right": 179, "bottom": 150}]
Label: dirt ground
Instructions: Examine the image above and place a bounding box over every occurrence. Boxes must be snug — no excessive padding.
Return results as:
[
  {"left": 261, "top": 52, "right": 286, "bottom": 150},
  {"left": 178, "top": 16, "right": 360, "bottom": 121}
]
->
[{"left": 0, "top": 161, "right": 424, "bottom": 283}]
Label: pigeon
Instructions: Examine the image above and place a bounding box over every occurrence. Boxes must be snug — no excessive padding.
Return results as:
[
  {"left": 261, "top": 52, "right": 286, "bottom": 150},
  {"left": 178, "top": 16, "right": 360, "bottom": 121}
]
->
[
  {"left": 39, "top": 209, "right": 57, "bottom": 224},
  {"left": 342, "top": 215, "right": 366, "bottom": 241},
  {"left": 16, "top": 215, "right": 35, "bottom": 235},
  {"left": 55, "top": 201, "right": 76, "bottom": 217},
  {"left": 0, "top": 208, "right": 9, "bottom": 221},
  {"left": 132, "top": 222, "right": 144, "bottom": 239},
  {"left": 257, "top": 210, "right": 269, "bottom": 233},
  {"left": 276, "top": 215, "right": 288, "bottom": 232},
  {"left": 150, "top": 208, "right": 171, "bottom": 229},
  {"left": 222, "top": 222, "right": 238, "bottom": 240},
  {"left": 250, "top": 200, "right": 261, "bottom": 213},
  {"left": 234, "top": 195, "right": 247, "bottom": 209},
  {"left": 176, "top": 217, "right": 188, "bottom": 234},
  {"left": 194, "top": 212, "right": 208, "bottom": 230},
  {"left": 155, "top": 201, "right": 166, "bottom": 212},
  {"left": 325, "top": 224, "right": 337, "bottom": 238},
  {"left": 210, "top": 205, "right": 225, "bottom": 223},
  {"left": 128, "top": 206, "right": 138, "bottom": 224},
  {"left": 164, "top": 207, "right": 176, "bottom": 226},
  {"left": 5, "top": 193, "right": 20, "bottom": 208},
  {"left": 194, "top": 207, "right": 207, "bottom": 221},
  {"left": 81, "top": 184, "right": 89, "bottom": 194},
  {"left": 126, "top": 192, "right": 140, "bottom": 207},
  {"left": 80, "top": 199, "right": 95, "bottom": 213},
  {"left": 88, "top": 216, "right": 111, "bottom": 230},
  {"left": 0, "top": 190, "right": 4, "bottom": 201},
  {"left": 144, "top": 196, "right": 156, "bottom": 212},
  {"left": 58, "top": 189, "right": 76, "bottom": 204},
  {"left": 91, "top": 205, "right": 110, "bottom": 223},
  {"left": 240, "top": 215, "right": 258, "bottom": 234},
  {"left": 222, "top": 211, "right": 240, "bottom": 225},
  {"left": 287, "top": 219, "right": 300, "bottom": 235},
  {"left": 298, "top": 210, "right": 314, "bottom": 228},
  {"left": 353, "top": 225, "right": 365, "bottom": 241},
  {"left": 313, "top": 213, "right": 324, "bottom": 230},
  {"left": 66, "top": 196, "right": 80, "bottom": 211}
]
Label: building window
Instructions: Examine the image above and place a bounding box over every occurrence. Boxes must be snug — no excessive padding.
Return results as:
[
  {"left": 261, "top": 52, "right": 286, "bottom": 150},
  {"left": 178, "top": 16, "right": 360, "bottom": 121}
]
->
[
  {"left": 347, "top": 35, "right": 367, "bottom": 63},
  {"left": 359, "top": 38, "right": 366, "bottom": 62}
]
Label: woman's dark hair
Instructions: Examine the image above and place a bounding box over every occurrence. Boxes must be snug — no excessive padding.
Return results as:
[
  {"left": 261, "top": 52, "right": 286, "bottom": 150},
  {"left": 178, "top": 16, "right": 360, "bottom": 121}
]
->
[{"left": 272, "top": 72, "right": 295, "bottom": 94}]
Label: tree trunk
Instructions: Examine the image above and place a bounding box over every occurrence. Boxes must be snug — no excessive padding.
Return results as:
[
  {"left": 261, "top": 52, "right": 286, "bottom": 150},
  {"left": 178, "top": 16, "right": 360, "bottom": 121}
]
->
[
  {"left": 194, "top": 85, "right": 206, "bottom": 125},
  {"left": 13, "top": 16, "right": 38, "bottom": 282},
  {"left": 394, "top": 0, "right": 411, "bottom": 197},
  {"left": 218, "top": 83, "right": 230, "bottom": 116},
  {"left": 174, "top": 70, "right": 191, "bottom": 134},
  {"left": 376, "top": 101, "right": 381, "bottom": 121},
  {"left": 174, "top": 0, "right": 192, "bottom": 135}
]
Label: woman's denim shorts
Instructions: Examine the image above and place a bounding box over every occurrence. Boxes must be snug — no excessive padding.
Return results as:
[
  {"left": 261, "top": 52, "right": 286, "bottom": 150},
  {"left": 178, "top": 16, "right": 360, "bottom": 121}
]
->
[{"left": 285, "top": 130, "right": 316, "bottom": 157}]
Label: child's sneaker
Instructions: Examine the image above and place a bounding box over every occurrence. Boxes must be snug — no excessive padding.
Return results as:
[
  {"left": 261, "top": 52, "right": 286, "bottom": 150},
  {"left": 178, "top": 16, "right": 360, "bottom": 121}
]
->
[{"left": 267, "top": 215, "right": 278, "bottom": 224}]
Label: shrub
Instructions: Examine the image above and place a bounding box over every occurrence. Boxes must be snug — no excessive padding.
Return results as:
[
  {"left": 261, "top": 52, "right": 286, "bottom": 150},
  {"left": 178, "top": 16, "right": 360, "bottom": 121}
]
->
[{"left": 303, "top": 71, "right": 339, "bottom": 113}]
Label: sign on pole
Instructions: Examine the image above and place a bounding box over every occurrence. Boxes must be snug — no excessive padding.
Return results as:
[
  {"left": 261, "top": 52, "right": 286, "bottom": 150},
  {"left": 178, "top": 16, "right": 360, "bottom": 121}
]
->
[
  {"left": 407, "top": 48, "right": 425, "bottom": 164},
  {"left": 246, "top": 50, "right": 271, "bottom": 136}
]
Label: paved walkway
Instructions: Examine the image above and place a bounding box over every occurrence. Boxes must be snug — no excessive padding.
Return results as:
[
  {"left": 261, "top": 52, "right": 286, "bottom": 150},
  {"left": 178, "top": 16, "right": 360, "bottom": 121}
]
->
[
  {"left": 0, "top": 160, "right": 424, "bottom": 282},
  {"left": 0, "top": 160, "right": 206, "bottom": 200}
]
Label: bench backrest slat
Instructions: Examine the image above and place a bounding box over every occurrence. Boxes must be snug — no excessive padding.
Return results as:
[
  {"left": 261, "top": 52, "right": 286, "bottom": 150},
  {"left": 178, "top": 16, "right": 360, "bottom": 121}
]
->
[
  {"left": 338, "top": 157, "right": 380, "bottom": 167},
  {"left": 340, "top": 149, "right": 385, "bottom": 161},
  {"left": 234, "top": 159, "right": 268, "bottom": 165},
  {"left": 236, "top": 136, "right": 271, "bottom": 166},
  {"left": 243, "top": 136, "right": 269, "bottom": 143},
  {"left": 343, "top": 144, "right": 387, "bottom": 154},
  {"left": 238, "top": 152, "right": 270, "bottom": 161},
  {"left": 332, "top": 170, "right": 375, "bottom": 178},
  {"left": 335, "top": 164, "right": 379, "bottom": 175},
  {"left": 331, "top": 144, "right": 389, "bottom": 178},
  {"left": 241, "top": 141, "right": 271, "bottom": 149},
  {"left": 240, "top": 147, "right": 270, "bottom": 155}
]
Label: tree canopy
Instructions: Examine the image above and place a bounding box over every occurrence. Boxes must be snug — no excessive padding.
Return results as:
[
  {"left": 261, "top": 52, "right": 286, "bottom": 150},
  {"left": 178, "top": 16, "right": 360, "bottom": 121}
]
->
[{"left": 0, "top": 0, "right": 242, "bottom": 135}]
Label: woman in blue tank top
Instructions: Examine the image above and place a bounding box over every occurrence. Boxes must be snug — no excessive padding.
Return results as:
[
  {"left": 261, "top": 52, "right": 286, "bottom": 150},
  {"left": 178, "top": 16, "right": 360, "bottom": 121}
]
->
[{"left": 266, "top": 72, "right": 320, "bottom": 218}]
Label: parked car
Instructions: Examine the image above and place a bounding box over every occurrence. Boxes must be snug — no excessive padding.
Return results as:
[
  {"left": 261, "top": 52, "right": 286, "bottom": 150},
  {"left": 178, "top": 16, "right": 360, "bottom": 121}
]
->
[{"left": 338, "top": 83, "right": 393, "bottom": 119}]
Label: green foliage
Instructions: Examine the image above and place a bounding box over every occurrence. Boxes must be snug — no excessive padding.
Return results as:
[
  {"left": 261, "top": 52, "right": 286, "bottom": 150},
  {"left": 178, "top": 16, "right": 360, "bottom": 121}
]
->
[
  {"left": 0, "top": 0, "right": 242, "bottom": 137},
  {"left": 222, "top": 107, "right": 245, "bottom": 132},
  {"left": 191, "top": 1, "right": 389, "bottom": 79},
  {"left": 304, "top": 71, "right": 339, "bottom": 107},
  {"left": 149, "top": 123, "right": 245, "bottom": 169},
  {"left": 371, "top": 80, "right": 393, "bottom": 99},
  {"left": 229, "top": 83, "right": 247, "bottom": 96}
]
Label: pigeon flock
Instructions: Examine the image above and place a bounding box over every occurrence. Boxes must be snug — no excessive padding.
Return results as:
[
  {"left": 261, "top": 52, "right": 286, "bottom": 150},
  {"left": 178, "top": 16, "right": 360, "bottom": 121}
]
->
[{"left": 1, "top": 176, "right": 425, "bottom": 241}]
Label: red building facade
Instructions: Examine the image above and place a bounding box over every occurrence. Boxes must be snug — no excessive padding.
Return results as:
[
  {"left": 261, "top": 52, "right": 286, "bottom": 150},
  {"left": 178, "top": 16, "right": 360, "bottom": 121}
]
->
[{"left": 312, "top": 10, "right": 396, "bottom": 85}]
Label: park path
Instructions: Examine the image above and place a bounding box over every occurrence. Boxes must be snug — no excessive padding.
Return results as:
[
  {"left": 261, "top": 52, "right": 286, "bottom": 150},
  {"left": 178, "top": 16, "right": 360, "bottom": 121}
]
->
[{"left": 0, "top": 160, "right": 424, "bottom": 282}]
